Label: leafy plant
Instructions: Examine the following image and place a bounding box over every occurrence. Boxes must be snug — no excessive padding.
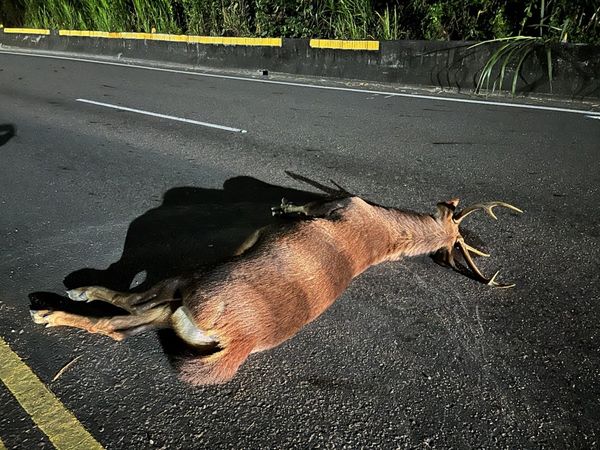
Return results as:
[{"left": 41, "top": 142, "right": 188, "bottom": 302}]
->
[
  {"left": 181, "top": 0, "right": 222, "bottom": 35},
  {"left": 375, "top": 4, "right": 401, "bottom": 40},
  {"left": 21, "top": 0, "right": 88, "bottom": 29},
  {"left": 131, "top": 0, "right": 180, "bottom": 33},
  {"left": 0, "top": 0, "right": 23, "bottom": 26},
  {"left": 82, "top": 0, "right": 130, "bottom": 31},
  {"left": 254, "top": 0, "right": 327, "bottom": 38},
  {"left": 490, "top": 6, "right": 510, "bottom": 38},
  {"left": 221, "top": 0, "right": 250, "bottom": 36},
  {"left": 469, "top": 36, "right": 546, "bottom": 94},
  {"left": 7, "top": 0, "right": 599, "bottom": 45},
  {"left": 423, "top": 2, "right": 446, "bottom": 40},
  {"left": 470, "top": 0, "right": 575, "bottom": 95},
  {"left": 325, "top": 0, "right": 374, "bottom": 40}
]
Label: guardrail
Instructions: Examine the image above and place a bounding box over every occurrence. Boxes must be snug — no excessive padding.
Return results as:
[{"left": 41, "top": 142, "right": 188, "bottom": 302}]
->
[{"left": 1, "top": 28, "right": 598, "bottom": 99}]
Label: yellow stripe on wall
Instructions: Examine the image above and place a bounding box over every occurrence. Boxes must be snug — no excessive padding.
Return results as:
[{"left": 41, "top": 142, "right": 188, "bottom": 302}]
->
[
  {"left": 57, "top": 30, "right": 282, "bottom": 47},
  {"left": 187, "top": 36, "right": 282, "bottom": 46},
  {"left": 59, "top": 30, "right": 120, "bottom": 38},
  {"left": 310, "top": 39, "right": 380, "bottom": 51},
  {"left": 0, "top": 336, "right": 103, "bottom": 450},
  {"left": 3, "top": 28, "right": 50, "bottom": 35},
  {"left": 150, "top": 33, "right": 191, "bottom": 42}
]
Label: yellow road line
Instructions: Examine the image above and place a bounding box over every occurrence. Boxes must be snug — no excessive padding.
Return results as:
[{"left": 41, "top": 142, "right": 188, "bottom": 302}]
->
[
  {"left": 0, "top": 436, "right": 6, "bottom": 450},
  {"left": 0, "top": 336, "right": 103, "bottom": 450},
  {"left": 3, "top": 28, "right": 50, "bottom": 35},
  {"left": 310, "top": 39, "right": 379, "bottom": 51}
]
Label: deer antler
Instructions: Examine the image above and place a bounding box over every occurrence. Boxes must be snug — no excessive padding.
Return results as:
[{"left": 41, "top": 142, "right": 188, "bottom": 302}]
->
[
  {"left": 452, "top": 201, "right": 523, "bottom": 287},
  {"left": 453, "top": 201, "right": 523, "bottom": 224},
  {"left": 456, "top": 238, "right": 513, "bottom": 288}
]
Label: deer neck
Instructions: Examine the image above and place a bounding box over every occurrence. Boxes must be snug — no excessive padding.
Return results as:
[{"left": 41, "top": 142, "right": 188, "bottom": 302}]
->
[{"left": 357, "top": 206, "right": 454, "bottom": 268}]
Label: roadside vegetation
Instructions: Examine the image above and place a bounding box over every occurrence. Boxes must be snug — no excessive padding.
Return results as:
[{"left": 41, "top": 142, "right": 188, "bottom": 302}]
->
[{"left": 1, "top": 0, "right": 598, "bottom": 44}]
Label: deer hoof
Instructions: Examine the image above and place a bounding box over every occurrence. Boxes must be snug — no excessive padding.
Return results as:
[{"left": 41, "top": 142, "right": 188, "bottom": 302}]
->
[
  {"left": 66, "top": 288, "right": 90, "bottom": 302},
  {"left": 30, "top": 309, "right": 54, "bottom": 326}
]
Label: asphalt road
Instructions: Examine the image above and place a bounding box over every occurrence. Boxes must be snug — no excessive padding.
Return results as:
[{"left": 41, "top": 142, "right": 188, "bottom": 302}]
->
[{"left": 1, "top": 49, "right": 599, "bottom": 449}]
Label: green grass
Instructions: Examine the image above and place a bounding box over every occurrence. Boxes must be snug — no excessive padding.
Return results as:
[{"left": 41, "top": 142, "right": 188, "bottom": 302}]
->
[
  {"left": 181, "top": 0, "right": 221, "bottom": 36},
  {"left": 4, "top": 0, "right": 598, "bottom": 44},
  {"left": 325, "top": 0, "right": 373, "bottom": 40},
  {"left": 21, "top": 0, "right": 88, "bottom": 30},
  {"left": 375, "top": 5, "right": 401, "bottom": 40},
  {"left": 131, "top": 0, "right": 179, "bottom": 33}
]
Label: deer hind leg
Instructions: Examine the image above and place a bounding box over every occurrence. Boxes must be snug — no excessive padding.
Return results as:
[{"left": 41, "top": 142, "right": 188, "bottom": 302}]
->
[
  {"left": 30, "top": 304, "right": 172, "bottom": 341},
  {"left": 271, "top": 197, "right": 352, "bottom": 218},
  {"left": 176, "top": 338, "right": 254, "bottom": 385},
  {"left": 66, "top": 278, "right": 183, "bottom": 314},
  {"left": 169, "top": 307, "right": 253, "bottom": 385}
]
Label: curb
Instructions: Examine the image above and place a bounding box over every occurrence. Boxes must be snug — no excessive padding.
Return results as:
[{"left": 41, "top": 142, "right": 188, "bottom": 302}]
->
[{"left": 1, "top": 28, "right": 598, "bottom": 99}]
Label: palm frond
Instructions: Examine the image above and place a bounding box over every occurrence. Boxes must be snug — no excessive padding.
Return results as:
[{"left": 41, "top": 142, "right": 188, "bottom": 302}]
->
[{"left": 469, "top": 35, "right": 553, "bottom": 96}]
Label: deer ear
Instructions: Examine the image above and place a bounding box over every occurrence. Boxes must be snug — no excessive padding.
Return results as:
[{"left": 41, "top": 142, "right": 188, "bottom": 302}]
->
[
  {"left": 436, "top": 198, "right": 459, "bottom": 218},
  {"left": 445, "top": 198, "right": 460, "bottom": 209}
]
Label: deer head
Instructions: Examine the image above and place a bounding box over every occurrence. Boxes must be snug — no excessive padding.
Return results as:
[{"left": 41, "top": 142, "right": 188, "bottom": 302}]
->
[{"left": 435, "top": 199, "right": 523, "bottom": 287}]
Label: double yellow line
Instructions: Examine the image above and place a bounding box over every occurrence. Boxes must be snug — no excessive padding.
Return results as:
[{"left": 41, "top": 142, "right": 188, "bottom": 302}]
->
[{"left": 0, "top": 336, "right": 103, "bottom": 449}]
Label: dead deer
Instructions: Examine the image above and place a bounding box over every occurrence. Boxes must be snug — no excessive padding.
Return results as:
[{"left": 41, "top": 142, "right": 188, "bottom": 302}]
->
[{"left": 30, "top": 184, "right": 522, "bottom": 385}]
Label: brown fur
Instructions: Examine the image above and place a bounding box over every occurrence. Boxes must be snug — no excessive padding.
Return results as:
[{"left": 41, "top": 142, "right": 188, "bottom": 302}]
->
[{"left": 31, "top": 196, "right": 498, "bottom": 385}]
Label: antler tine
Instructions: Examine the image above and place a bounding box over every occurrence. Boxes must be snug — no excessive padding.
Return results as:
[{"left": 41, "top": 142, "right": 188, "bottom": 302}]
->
[
  {"left": 463, "top": 243, "right": 490, "bottom": 257},
  {"left": 456, "top": 239, "right": 515, "bottom": 288},
  {"left": 453, "top": 201, "right": 523, "bottom": 224}
]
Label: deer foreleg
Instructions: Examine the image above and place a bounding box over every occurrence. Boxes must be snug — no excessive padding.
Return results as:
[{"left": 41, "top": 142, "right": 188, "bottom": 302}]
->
[
  {"left": 271, "top": 197, "right": 352, "bottom": 218},
  {"left": 66, "top": 278, "right": 183, "bottom": 314}
]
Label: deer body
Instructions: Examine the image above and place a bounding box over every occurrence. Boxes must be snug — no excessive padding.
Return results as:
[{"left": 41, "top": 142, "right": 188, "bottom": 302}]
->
[
  {"left": 180, "top": 198, "right": 455, "bottom": 351},
  {"left": 31, "top": 195, "right": 520, "bottom": 385}
]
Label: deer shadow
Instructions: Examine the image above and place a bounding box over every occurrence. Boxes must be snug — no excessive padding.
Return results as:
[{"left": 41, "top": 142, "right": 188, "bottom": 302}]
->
[
  {"left": 62, "top": 175, "right": 326, "bottom": 293},
  {"left": 29, "top": 174, "right": 327, "bottom": 360},
  {"left": 0, "top": 124, "right": 16, "bottom": 146}
]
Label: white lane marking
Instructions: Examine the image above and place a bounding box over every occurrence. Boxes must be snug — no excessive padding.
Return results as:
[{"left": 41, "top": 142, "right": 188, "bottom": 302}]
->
[
  {"left": 586, "top": 115, "right": 600, "bottom": 120},
  {"left": 2, "top": 49, "right": 600, "bottom": 117},
  {"left": 76, "top": 98, "right": 247, "bottom": 133}
]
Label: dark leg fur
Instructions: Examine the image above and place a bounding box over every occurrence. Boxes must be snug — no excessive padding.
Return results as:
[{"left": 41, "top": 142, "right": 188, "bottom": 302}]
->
[
  {"left": 67, "top": 278, "right": 183, "bottom": 313},
  {"left": 272, "top": 197, "right": 353, "bottom": 219}
]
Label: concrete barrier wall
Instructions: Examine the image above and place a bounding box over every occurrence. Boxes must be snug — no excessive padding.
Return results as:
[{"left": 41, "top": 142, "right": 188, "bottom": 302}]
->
[{"left": 1, "top": 29, "right": 599, "bottom": 99}]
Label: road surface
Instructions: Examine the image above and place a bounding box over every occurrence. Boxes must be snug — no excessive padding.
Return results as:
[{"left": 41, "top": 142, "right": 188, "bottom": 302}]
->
[{"left": 0, "top": 49, "right": 599, "bottom": 448}]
